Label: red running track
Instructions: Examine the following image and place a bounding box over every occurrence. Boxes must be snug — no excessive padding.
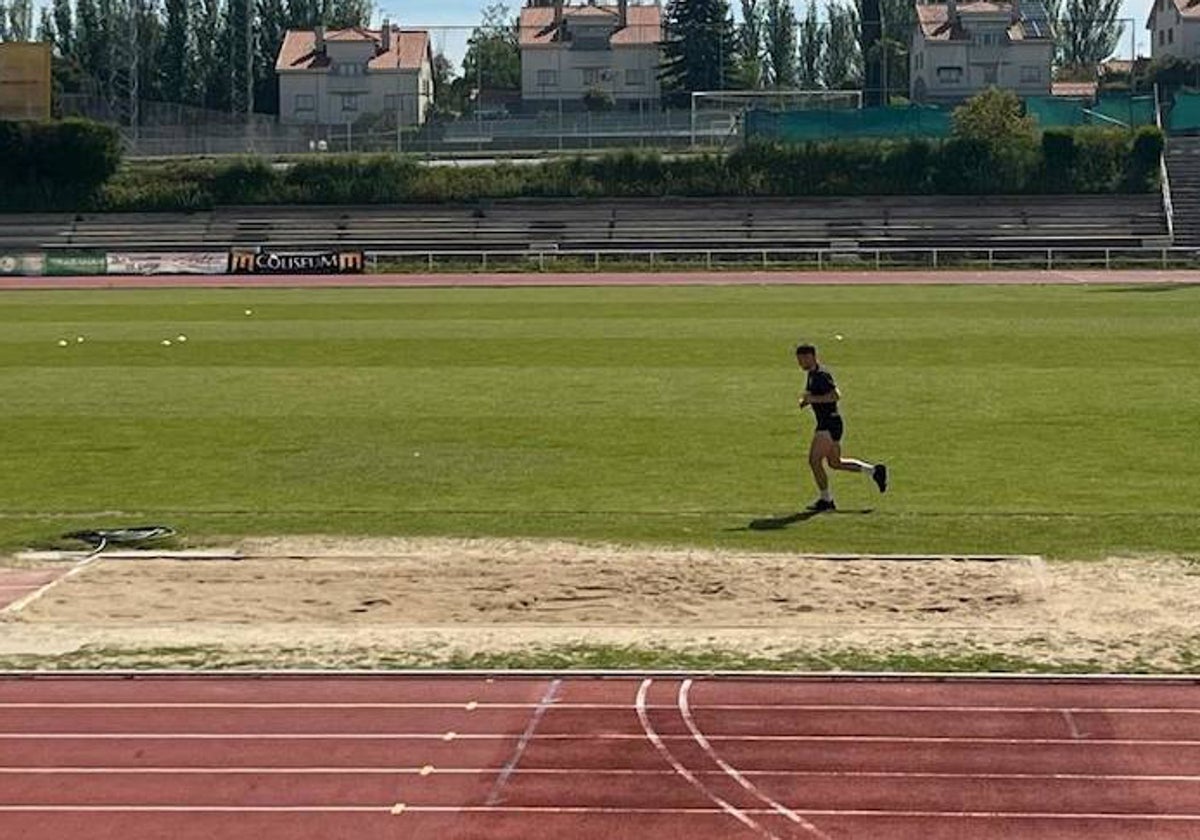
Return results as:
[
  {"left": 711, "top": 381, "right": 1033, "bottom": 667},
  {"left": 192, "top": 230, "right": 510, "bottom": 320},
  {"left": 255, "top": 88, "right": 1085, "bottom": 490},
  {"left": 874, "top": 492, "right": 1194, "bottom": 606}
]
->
[
  {"left": 1, "top": 675, "right": 1200, "bottom": 839},
  {"left": 1, "top": 269, "right": 1199, "bottom": 289}
]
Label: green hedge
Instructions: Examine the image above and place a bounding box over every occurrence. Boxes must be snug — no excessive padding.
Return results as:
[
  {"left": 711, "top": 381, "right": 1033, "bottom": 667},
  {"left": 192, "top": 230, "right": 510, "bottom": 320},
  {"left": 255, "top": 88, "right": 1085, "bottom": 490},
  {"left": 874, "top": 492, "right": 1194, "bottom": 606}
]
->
[
  {"left": 0, "top": 119, "right": 122, "bottom": 211},
  {"left": 0, "top": 123, "right": 1164, "bottom": 213},
  {"left": 99, "top": 128, "right": 1159, "bottom": 212}
]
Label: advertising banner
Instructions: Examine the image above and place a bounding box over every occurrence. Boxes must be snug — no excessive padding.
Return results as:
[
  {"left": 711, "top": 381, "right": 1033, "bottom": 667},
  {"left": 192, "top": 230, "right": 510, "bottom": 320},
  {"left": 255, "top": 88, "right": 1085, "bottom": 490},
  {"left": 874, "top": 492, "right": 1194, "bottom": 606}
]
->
[
  {"left": 108, "top": 252, "right": 228, "bottom": 276},
  {"left": 228, "top": 250, "right": 365, "bottom": 275},
  {"left": 43, "top": 253, "right": 107, "bottom": 276},
  {"left": 0, "top": 253, "right": 45, "bottom": 276}
]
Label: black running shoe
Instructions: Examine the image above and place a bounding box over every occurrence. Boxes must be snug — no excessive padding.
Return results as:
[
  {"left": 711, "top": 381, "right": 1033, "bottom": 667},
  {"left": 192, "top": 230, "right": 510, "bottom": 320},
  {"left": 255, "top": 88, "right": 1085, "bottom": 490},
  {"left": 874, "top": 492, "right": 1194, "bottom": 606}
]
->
[
  {"left": 806, "top": 499, "right": 837, "bottom": 512},
  {"left": 872, "top": 464, "right": 888, "bottom": 493}
]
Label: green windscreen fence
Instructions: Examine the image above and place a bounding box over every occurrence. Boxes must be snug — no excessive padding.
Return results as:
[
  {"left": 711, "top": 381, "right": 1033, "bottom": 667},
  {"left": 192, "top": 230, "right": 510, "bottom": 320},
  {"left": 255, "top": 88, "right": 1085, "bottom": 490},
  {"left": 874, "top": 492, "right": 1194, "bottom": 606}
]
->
[
  {"left": 744, "top": 95, "right": 1156, "bottom": 143},
  {"left": 1167, "top": 90, "right": 1200, "bottom": 133}
]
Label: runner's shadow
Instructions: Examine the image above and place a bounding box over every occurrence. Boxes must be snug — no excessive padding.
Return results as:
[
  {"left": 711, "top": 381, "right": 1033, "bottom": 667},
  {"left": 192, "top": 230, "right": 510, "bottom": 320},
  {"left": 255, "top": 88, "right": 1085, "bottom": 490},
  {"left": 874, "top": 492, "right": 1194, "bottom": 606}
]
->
[{"left": 726, "top": 508, "right": 876, "bottom": 532}]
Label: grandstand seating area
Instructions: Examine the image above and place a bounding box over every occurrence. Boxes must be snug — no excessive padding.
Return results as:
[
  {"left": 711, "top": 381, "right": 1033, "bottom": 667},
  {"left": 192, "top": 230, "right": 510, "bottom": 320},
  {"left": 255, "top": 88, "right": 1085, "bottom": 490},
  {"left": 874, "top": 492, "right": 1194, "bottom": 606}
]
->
[{"left": 0, "top": 195, "right": 1168, "bottom": 253}]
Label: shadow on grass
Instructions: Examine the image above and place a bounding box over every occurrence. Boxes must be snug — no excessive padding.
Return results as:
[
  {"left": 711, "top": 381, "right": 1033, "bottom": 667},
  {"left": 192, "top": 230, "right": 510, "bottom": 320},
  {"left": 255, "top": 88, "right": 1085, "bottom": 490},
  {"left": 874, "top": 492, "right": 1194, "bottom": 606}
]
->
[
  {"left": 728, "top": 508, "right": 874, "bottom": 532},
  {"left": 1094, "top": 283, "right": 1200, "bottom": 294}
]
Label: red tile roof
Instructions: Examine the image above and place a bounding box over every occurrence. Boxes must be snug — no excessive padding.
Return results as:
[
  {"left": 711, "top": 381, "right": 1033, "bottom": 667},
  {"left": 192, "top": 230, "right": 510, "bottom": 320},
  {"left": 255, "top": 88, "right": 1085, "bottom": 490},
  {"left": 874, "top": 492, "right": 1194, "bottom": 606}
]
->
[
  {"left": 276, "top": 28, "right": 430, "bottom": 72},
  {"left": 1051, "top": 81, "right": 1098, "bottom": 98},
  {"left": 519, "top": 4, "right": 663, "bottom": 47}
]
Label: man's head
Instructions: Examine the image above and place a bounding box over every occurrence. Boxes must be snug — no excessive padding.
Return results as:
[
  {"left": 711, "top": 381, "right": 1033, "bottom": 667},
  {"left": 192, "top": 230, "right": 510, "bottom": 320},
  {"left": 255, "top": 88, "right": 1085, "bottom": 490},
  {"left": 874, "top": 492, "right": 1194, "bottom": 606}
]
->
[{"left": 795, "top": 343, "right": 817, "bottom": 371}]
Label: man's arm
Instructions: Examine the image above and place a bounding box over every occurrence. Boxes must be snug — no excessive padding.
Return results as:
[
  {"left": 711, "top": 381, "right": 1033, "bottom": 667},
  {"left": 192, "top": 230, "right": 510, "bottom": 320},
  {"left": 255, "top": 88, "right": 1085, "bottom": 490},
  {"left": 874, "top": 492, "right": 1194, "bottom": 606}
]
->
[{"left": 799, "top": 388, "right": 841, "bottom": 407}]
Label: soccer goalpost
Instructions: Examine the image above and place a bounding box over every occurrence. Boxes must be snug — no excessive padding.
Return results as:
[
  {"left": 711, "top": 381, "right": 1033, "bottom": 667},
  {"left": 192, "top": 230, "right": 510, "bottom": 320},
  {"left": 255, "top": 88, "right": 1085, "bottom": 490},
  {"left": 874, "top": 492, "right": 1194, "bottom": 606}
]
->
[{"left": 689, "top": 89, "right": 864, "bottom": 147}]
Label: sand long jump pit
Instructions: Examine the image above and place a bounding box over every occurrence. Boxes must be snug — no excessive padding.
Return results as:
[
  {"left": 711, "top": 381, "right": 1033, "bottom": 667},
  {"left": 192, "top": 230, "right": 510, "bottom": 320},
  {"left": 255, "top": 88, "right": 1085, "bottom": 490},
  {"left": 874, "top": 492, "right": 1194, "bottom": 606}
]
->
[{"left": 3, "top": 537, "right": 1199, "bottom": 670}]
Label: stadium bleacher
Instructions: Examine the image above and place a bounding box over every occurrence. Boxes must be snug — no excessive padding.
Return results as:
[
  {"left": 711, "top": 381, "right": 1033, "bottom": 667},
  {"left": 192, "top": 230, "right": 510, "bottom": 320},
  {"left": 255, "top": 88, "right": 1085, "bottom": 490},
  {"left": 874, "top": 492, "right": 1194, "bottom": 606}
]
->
[{"left": 0, "top": 194, "right": 1168, "bottom": 254}]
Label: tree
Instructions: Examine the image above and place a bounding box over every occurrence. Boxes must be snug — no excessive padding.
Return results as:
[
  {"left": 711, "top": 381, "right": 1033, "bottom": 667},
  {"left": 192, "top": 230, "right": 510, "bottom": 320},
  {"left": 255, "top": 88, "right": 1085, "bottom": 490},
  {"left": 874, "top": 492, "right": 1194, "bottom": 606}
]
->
[
  {"left": 763, "top": 0, "right": 797, "bottom": 88},
  {"left": 160, "top": 0, "right": 189, "bottom": 104},
  {"left": 37, "top": 7, "right": 55, "bottom": 42},
  {"left": 822, "top": 0, "right": 860, "bottom": 90},
  {"left": 735, "top": 0, "right": 764, "bottom": 89},
  {"left": 661, "top": 0, "right": 738, "bottom": 96},
  {"left": 255, "top": 0, "right": 287, "bottom": 114},
  {"left": 190, "top": 0, "right": 224, "bottom": 109},
  {"left": 1058, "top": 0, "right": 1122, "bottom": 71},
  {"left": 797, "top": 0, "right": 821, "bottom": 88},
  {"left": 327, "top": 0, "right": 369, "bottom": 28},
  {"left": 461, "top": 3, "right": 520, "bottom": 92},
  {"left": 951, "top": 87, "right": 1035, "bottom": 145},
  {"left": 53, "top": 0, "right": 73, "bottom": 55},
  {"left": 876, "top": 0, "right": 914, "bottom": 101},
  {"left": 5, "top": 0, "right": 33, "bottom": 40}
]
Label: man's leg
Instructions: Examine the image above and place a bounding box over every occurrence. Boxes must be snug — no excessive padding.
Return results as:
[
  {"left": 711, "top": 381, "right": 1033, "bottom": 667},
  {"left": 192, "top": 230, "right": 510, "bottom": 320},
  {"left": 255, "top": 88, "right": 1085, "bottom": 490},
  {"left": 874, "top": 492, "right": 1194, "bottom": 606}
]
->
[
  {"left": 807, "top": 433, "right": 837, "bottom": 510},
  {"left": 825, "top": 442, "right": 888, "bottom": 493}
]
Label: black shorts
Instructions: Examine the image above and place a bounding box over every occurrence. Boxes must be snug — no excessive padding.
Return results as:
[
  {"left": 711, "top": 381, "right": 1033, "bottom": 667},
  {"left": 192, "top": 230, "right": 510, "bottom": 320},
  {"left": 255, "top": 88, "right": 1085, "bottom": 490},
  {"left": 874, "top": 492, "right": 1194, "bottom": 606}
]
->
[{"left": 815, "top": 414, "right": 844, "bottom": 442}]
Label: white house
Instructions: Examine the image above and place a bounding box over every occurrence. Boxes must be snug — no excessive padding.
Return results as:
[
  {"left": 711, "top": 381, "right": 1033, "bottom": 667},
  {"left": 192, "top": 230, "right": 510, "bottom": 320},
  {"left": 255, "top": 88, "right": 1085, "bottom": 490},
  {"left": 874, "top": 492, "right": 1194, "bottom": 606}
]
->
[
  {"left": 518, "top": 0, "right": 663, "bottom": 110},
  {"left": 1146, "top": 0, "right": 1200, "bottom": 60},
  {"left": 910, "top": 0, "right": 1055, "bottom": 104},
  {"left": 276, "top": 23, "right": 434, "bottom": 126}
]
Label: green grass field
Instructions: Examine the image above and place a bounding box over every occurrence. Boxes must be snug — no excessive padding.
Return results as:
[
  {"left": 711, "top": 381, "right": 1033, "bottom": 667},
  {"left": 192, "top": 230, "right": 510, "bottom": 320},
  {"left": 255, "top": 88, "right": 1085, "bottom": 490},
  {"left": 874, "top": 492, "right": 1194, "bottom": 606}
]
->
[{"left": 1, "top": 283, "right": 1197, "bottom": 559}]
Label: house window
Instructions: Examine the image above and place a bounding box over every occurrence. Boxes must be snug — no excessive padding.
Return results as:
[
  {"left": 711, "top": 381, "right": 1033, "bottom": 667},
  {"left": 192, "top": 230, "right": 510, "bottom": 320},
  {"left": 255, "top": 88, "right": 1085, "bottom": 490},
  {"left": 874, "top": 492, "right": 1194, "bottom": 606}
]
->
[
  {"left": 295, "top": 94, "right": 315, "bottom": 112},
  {"left": 582, "top": 67, "right": 602, "bottom": 85},
  {"left": 1020, "top": 65, "right": 1041, "bottom": 83},
  {"left": 1160, "top": 30, "right": 1166, "bottom": 46},
  {"left": 537, "top": 69, "right": 559, "bottom": 87},
  {"left": 384, "top": 94, "right": 399, "bottom": 112},
  {"left": 982, "top": 64, "right": 998, "bottom": 84},
  {"left": 1169, "top": 27, "right": 1175, "bottom": 44},
  {"left": 335, "top": 63, "right": 362, "bottom": 76},
  {"left": 936, "top": 66, "right": 963, "bottom": 83},
  {"left": 341, "top": 94, "right": 359, "bottom": 112},
  {"left": 625, "top": 68, "right": 645, "bottom": 86}
]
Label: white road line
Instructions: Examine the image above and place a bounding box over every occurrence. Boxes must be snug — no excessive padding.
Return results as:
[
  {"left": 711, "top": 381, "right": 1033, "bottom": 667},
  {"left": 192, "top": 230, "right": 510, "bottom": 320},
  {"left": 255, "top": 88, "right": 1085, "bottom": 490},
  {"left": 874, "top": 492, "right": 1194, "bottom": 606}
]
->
[
  {"left": 484, "top": 678, "right": 561, "bottom": 806},
  {"left": 0, "top": 555, "right": 101, "bottom": 615},
  {"left": 0, "top": 805, "right": 1198, "bottom": 819},
  {"left": 635, "top": 678, "right": 779, "bottom": 840},
  {"left": 3, "top": 768, "right": 1200, "bottom": 781},
  {"left": 2, "top": 702, "right": 1199, "bottom": 714},
  {"left": 2, "top": 732, "right": 1199, "bottom": 745},
  {"left": 679, "top": 678, "right": 834, "bottom": 840}
]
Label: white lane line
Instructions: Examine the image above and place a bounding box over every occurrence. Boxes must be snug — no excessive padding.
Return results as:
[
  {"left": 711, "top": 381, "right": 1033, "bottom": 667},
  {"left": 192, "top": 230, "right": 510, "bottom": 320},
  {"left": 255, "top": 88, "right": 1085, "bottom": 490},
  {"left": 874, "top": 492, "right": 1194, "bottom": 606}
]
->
[
  {"left": 0, "top": 805, "right": 1198, "bottom": 820},
  {"left": 0, "top": 555, "right": 101, "bottom": 615},
  {"left": 679, "top": 679, "right": 834, "bottom": 840},
  {"left": 4, "top": 767, "right": 1200, "bottom": 781},
  {"left": 3, "top": 732, "right": 1199, "bottom": 745},
  {"left": 3, "top": 702, "right": 1200, "bottom": 714},
  {"left": 635, "top": 678, "right": 780, "bottom": 840},
  {"left": 484, "top": 678, "right": 561, "bottom": 806},
  {"left": 5, "top": 768, "right": 1200, "bottom": 781}
]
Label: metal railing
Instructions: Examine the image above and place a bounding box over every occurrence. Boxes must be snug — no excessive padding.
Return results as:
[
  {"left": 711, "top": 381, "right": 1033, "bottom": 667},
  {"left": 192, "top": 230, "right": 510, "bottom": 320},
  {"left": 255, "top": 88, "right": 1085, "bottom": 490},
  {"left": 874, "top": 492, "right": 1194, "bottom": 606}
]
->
[
  {"left": 1156, "top": 84, "right": 1176, "bottom": 245},
  {"left": 366, "top": 245, "right": 1200, "bottom": 273}
]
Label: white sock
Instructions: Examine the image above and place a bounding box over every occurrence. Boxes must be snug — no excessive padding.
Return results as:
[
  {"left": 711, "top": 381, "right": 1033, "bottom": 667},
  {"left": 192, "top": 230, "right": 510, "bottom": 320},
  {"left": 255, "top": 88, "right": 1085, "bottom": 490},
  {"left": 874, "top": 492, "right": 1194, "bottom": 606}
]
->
[{"left": 819, "top": 488, "right": 833, "bottom": 502}]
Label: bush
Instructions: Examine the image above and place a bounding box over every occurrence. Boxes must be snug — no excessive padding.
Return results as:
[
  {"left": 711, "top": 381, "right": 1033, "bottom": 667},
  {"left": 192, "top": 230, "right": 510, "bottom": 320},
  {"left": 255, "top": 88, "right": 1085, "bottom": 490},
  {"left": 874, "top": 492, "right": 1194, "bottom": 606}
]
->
[
  {"left": 1040, "top": 129, "right": 1077, "bottom": 193},
  {"left": 0, "top": 118, "right": 121, "bottom": 210}
]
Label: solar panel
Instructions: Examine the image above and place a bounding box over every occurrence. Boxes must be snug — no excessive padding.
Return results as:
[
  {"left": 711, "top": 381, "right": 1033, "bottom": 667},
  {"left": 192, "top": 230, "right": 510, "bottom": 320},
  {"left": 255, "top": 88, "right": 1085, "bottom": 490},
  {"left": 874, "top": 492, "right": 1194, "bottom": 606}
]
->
[{"left": 1023, "top": 0, "right": 1051, "bottom": 38}]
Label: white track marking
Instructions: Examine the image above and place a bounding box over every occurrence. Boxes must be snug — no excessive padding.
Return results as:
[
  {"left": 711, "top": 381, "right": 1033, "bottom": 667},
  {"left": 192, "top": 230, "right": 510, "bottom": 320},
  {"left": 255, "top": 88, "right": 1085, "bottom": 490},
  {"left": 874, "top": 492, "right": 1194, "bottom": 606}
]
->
[
  {"left": 680, "top": 679, "right": 834, "bottom": 840},
  {"left": 3, "top": 702, "right": 1199, "bottom": 714},
  {"left": 0, "top": 555, "right": 101, "bottom": 615},
  {"left": 1062, "top": 710, "right": 1083, "bottom": 739},
  {"left": 3, "top": 732, "right": 1199, "bottom": 745},
  {"left": 635, "top": 678, "right": 780, "bottom": 840},
  {"left": 484, "top": 678, "right": 561, "bottom": 806},
  {"left": 0, "top": 805, "right": 1198, "bottom": 820},
  {"left": 4, "top": 768, "right": 1200, "bottom": 782}
]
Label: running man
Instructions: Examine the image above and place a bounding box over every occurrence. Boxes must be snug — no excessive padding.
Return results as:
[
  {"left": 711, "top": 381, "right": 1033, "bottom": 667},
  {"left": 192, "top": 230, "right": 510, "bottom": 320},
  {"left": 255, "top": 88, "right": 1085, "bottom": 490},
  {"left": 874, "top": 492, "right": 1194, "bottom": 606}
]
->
[{"left": 795, "top": 342, "right": 888, "bottom": 512}]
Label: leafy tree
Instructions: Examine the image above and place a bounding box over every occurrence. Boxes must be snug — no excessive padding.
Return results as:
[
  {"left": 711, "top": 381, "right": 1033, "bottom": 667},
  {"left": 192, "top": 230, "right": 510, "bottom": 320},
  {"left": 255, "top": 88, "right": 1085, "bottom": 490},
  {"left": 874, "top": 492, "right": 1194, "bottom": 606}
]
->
[
  {"left": 1058, "top": 0, "right": 1122, "bottom": 71},
  {"left": 462, "top": 3, "right": 520, "bottom": 92},
  {"left": 160, "top": 0, "right": 189, "bottom": 103},
  {"left": 53, "top": 0, "right": 73, "bottom": 54},
  {"left": 735, "top": 0, "right": 764, "bottom": 89},
  {"left": 821, "top": 0, "right": 859, "bottom": 89},
  {"left": 952, "top": 87, "right": 1035, "bottom": 145},
  {"left": 797, "top": 0, "right": 821, "bottom": 88},
  {"left": 763, "top": 0, "right": 797, "bottom": 88}
]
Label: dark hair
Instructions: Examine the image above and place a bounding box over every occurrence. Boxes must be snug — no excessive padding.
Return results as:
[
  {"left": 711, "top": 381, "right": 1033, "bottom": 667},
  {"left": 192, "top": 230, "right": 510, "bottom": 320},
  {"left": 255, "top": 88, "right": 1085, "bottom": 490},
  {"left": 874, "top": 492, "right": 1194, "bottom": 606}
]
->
[{"left": 795, "top": 343, "right": 817, "bottom": 356}]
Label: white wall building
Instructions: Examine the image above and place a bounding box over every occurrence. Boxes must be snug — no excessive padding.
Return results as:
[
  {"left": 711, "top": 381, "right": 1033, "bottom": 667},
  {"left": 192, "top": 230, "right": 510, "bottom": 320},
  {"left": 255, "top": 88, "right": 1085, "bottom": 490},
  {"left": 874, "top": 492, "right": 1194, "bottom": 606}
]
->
[
  {"left": 276, "top": 24, "right": 434, "bottom": 126},
  {"left": 519, "top": 1, "right": 663, "bottom": 110},
  {"left": 910, "top": 0, "right": 1055, "bottom": 104},
  {"left": 1147, "top": 0, "right": 1200, "bottom": 60}
]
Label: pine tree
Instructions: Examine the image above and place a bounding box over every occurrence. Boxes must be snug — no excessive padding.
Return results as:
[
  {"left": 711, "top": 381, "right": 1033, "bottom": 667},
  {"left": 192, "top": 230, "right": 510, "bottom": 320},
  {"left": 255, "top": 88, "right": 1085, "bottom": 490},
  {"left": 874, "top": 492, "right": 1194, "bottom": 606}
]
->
[
  {"left": 37, "top": 7, "right": 56, "bottom": 42},
  {"left": 6, "top": 0, "right": 33, "bottom": 40},
  {"left": 822, "top": 0, "right": 860, "bottom": 90},
  {"left": 661, "top": 0, "right": 738, "bottom": 96},
  {"left": 736, "top": 0, "right": 764, "bottom": 89},
  {"left": 160, "top": 0, "right": 189, "bottom": 103},
  {"left": 1058, "top": 0, "right": 1122, "bottom": 70},
  {"left": 53, "top": 0, "right": 73, "bottom": 54}
]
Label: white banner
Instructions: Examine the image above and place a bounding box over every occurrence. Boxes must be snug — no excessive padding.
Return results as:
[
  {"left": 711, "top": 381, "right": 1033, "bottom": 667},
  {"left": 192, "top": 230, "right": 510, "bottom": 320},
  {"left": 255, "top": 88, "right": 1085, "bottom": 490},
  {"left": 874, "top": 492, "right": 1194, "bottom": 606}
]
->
[
  {"left": 107, "top": 252, "right": 228, "bottom": 276},
  {"left": 0, "top": 253, "right": 45, "bottom": 276}
]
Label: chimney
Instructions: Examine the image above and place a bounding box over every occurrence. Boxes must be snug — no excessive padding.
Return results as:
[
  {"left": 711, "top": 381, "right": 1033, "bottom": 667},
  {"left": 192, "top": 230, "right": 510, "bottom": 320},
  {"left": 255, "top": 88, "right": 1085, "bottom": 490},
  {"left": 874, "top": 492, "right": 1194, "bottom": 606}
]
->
[
  {"left": 554, "top": 0, "right": 563, "bottom": 29},
  {"left": 315, "top": 25, "right": 326, "bottom": 53},
  {"left": 946, "top": 0, "right": 957, "bottom": 26},
  {"left": 619, "top": 0, "right": 628, "bottom": 27},
  {"left": 381, "top": 19, "right": 392, "bottom": 53},
  {"left": 1011, "top": 0, "right": 1020, "bottom": 23}
]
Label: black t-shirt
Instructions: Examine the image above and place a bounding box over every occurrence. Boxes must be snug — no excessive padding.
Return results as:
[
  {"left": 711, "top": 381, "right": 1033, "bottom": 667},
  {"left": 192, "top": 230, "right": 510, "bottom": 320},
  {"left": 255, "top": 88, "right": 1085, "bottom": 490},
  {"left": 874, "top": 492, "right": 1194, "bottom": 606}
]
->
[{"left": 806, "top": 365, "right": 839, "bottom": 422}]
